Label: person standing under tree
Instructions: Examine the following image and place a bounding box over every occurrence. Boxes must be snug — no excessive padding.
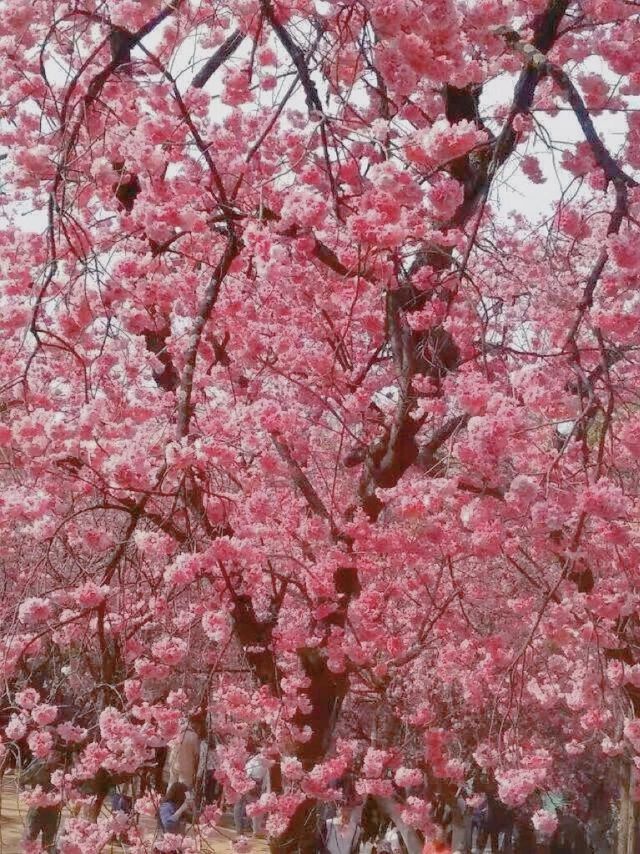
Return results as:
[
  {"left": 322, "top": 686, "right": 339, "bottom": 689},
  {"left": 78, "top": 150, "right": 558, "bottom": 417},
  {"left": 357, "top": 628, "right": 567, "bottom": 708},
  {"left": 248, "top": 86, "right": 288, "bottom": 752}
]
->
[
  {"left": 166, "top": 713, "right": 206, "bottom": 791},
  {"left": 325, "top": 802, "right": 363, "bottom": 854},
  {"left": 549, "top": 808, "right": 588, "bottom": 854},
  {"left": 233, "top": 743, "right": 272, "bottom": 836},
  {"left": 20, "top": 751, "right": 62, "bottom": 853}
]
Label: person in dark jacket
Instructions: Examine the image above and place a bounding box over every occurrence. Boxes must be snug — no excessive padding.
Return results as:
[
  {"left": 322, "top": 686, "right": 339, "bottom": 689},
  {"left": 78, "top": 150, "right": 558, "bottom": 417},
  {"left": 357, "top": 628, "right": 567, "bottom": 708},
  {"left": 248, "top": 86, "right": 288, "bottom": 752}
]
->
[
  {"left": 513, "top": 814, "right": 537, "bottom": 854},
  {"left": 20, "top": 753, "right": 62, "bottom": 853},
  {"left": 473, "top": 794, "right": 513, "bottom": 854},
  {"left": 550, "top": 809, "right": 588, "bottom": 854}
]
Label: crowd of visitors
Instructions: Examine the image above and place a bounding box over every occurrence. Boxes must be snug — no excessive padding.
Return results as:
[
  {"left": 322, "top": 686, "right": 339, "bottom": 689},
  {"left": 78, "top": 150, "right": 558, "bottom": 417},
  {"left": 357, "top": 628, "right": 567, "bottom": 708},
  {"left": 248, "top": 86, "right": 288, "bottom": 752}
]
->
[
  {"left": 320, "top": 786, "right": 611, "bottom": 854},
  {"left": 7, "top": 715, "right": 617, "bottom": 853},
  {"left": 9, "top": 711, "right": 280, "bottom": 851}
]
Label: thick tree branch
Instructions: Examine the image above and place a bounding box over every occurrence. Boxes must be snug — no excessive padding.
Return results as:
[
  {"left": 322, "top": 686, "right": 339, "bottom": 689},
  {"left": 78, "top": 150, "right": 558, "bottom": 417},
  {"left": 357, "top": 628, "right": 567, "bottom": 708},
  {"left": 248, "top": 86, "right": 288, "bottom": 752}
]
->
[
  {"left": 176, "top": 237, "right": 240, "bottom": 438},
  {"left": 191, "top": 29, "right": 245, "bottom": 89},
  {"left": 270, "top": 433, "right": 331, "bottom": 522},
  {"left": 259, "top": 0, "right": 323, "bottom": 114}
]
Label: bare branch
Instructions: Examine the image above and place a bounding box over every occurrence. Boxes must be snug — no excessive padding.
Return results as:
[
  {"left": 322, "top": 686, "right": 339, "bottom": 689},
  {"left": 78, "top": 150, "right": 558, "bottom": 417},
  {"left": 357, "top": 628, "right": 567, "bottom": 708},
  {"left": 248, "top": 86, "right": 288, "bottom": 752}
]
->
[
  {"left": 270, "top": 433, "right": 331, "bottom": 521},
  {"left": 176, "top": 237, "right": 240, "bottom": 439},
  {"left": 191, "top": 29, "right": 245, "bottom": 89}
]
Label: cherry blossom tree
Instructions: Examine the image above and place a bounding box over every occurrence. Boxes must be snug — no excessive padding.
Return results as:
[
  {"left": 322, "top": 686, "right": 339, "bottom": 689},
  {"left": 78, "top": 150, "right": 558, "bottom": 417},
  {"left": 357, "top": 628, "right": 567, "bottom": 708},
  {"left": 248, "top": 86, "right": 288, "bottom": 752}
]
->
[{"left": 2, "top": 0, "right": 640, "bottom": 851}]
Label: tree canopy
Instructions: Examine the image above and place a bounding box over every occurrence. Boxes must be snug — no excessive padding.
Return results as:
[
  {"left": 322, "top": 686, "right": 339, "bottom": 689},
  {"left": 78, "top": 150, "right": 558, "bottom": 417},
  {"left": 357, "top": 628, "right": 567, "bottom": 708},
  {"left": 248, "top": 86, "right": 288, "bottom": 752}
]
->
[{"left": 1, "top": 0, "right": 640, "bottom": 850}]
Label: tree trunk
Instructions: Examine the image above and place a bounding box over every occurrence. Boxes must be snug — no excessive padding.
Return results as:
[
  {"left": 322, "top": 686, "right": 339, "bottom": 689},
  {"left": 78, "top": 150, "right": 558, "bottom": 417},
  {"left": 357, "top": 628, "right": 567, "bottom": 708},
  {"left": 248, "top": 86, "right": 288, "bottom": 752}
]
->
[
  {"left": 270, "top": 799, "right": 320, "bottom": 854},
  {"left": 375, "top": 796, "right": 423, "bottom": 854},
  {"left": 617, "top": 759, "right": 637, "bottom": 854}
]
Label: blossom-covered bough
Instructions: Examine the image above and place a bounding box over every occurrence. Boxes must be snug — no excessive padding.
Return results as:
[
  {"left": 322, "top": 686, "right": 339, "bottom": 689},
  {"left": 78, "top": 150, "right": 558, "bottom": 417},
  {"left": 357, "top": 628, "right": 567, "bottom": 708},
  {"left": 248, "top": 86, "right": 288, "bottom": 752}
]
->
[{"left": 1, "top": 0, "right": 640, "bottom": 850}]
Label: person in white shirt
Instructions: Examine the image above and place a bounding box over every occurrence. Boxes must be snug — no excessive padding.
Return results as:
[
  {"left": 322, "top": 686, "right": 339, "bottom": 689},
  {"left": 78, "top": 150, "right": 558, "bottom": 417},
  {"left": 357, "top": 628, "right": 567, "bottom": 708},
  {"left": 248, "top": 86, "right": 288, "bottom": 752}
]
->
[
  {"left": 234, "top": 748, "right": 272, "bottom": 835},
  {"left": 450, "top": 788, "right": 472, "bottom": 854},
  {"left": 325, "top": 804, "right": 363, "bottom": 854},
  {"left": 383, "top": 825, "right": 403, "bottom": 854}
]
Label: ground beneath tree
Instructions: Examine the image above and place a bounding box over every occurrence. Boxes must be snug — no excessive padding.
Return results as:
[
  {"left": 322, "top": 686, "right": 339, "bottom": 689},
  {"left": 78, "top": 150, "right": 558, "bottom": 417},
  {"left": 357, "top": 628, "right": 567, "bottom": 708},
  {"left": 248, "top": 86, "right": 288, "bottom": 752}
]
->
[{"left": 0, "top": 777, "right": 269, "bottom": 853}]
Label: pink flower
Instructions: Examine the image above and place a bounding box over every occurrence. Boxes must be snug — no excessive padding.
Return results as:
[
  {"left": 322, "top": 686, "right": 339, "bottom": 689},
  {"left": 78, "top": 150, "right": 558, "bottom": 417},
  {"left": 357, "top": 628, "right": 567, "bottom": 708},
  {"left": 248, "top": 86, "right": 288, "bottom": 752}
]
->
[
  {"left": 222, "top": 66, "right": 252, "bottom": 106},
  {"left": 521, "top": 154, "right": 546, "bottom": 184},
  {"left": 564, "top": 740, "right": 585, "bottom": 756},
  {"left": 20, "top": 785, "right": 59, "bottom": 808},
  {"left": 14, "top": 145, "right": 54, "bottom": 180},
  {"left": 620, "top": 418, "right": 640, "bottom": 456},
  {"left": 625, "top": 718, "right": 640, "bottom": 751},
  {"left": 405, "top": 119, "right": 487, "bottom": 168},
  {"left": 443, "top": 759, "right": 466, "bottom": 783},
  {"left": 199, "top": 804, "right": 222, "bottom": 830},
  {"left": 99, "top": 707, "right": 131, "bottom": 741},
  {"left": 134, "top": 794, "right": 158, "bottom": 817},
  {"left": 427, "top": 177, "right": 464, "bottom": 221},
  {"left": 56, "top": 722, "right": 87, "bottom": 744},
  {"left": 261, "top": 75, "right": 278, "bottom": 91},
  {"left": 401, "top": 796, "right": 432, "bottom": 830},
  {"left": 16, "top": 689, "right": 40, "bottom": 710},
  {"left": 163, "top": 553, "right": 199, "bottom": 586},
  {"left": 609, "top": 234, "right": 640, "bottom": 271},
  {"left": 362, "top": 748, "right": 390, "bottom": 777},
  {"left": 258, "top": 47, "right": 277, "bottom": 66},
  {"left": 153, "top": 834, "right": 198, "bottom": 852},
  {"left": 495, "top": 763, "right": 549, "bottom": 807},
  {"left": 6, "top": 714, "right": 27, "bottom": 740},
  {"left": 394, "top": 766, "right": 423, "bottom": 788},
  {"left": 559, "top": 207, "right": 591, "bottom": 239},
  {"left": 18, "top": 597, "right": 53, "bottom": 625},
  {"left": 280, "top": 186, "right": 329, "bottom": 230},
  {"left": 32, "top": 704, "right": 58, "bottom": 726},
  {"left": 124, "top": 680, "right": 142, "bottom": 703},
  {"left": 581, "top": 480, "right": 629, "bottom": 520},
  {"left": 202, "top": 610, "right": 229, "bottom": 642},
  {"left": 151, "top": 636, "right": 187, "bottom": 665},
  {"left": 166, "top": 689, "right": 188, "bottom": 708},
  {"left": 456, "top": 373, "right": 492, "bottom": 415},
  {"left": 561, "top": 141, "right": 597, "bottom": 176},
  {"left": 281, "top": 756, "right": 304, "bottom": 780},
  {"left": 532, "top": 810, "right": 558, "bottom": 837},
  {"left": 73, "top": 582, "right": 108, "bottom": 609},
  {"left": 27, "top": 729, "right": 53, "bottom": 759},
  {"left": 134, "top": 658, "right": 170, "bottom": 680},
  {"left": 578, "top": 73, "right": 609, "bottom": 110},
  {"left": 356, "top": 777, "right": 395, "bottom": 797},
  {"left": 506, "top": 475, "right": 539, "bottom": 509}
]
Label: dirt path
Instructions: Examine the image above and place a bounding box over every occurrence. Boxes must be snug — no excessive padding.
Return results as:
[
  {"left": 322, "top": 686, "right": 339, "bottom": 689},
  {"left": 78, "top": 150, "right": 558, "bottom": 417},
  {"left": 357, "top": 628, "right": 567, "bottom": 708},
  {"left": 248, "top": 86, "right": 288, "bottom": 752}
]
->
[
  {"left": 0, "top": 777, "right": 269, "bottom": 853},
  {"left": 0, "top": 778, "right": 23, "bottom": 853}
]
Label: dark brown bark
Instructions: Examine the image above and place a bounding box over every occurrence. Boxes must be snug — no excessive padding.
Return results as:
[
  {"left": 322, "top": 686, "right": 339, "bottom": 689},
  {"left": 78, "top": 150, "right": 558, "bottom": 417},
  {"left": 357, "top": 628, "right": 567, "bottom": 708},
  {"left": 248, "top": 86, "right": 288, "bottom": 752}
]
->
[
  {"left": 271, "top": 799, "right": 319, "bottom": 854},
  {"left": 192, "top": 30, "right": 245, "bottom": 88},
  {"left": 143, "top": 321, "right": 180, "bottom": 392}
]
